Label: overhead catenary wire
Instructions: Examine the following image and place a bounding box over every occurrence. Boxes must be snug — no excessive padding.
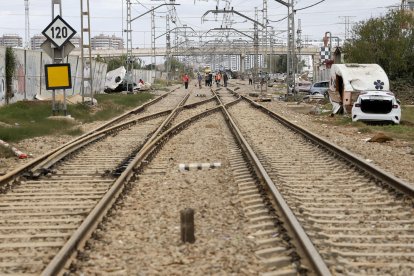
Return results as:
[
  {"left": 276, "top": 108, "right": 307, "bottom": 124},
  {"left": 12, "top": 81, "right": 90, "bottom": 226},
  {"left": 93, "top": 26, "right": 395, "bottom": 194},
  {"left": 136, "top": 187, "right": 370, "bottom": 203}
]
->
[
  {"left": 295, "top": 0, "right": 326, "bottom": 11},
  {"left": 268, "top": 0, "right": 326, "bottom": 22}
]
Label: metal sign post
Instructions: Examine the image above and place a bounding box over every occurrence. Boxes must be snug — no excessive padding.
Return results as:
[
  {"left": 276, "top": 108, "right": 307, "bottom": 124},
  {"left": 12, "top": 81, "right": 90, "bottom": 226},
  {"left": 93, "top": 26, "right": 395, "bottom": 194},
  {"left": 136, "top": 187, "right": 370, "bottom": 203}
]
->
[{"left": 41, "top": 1, "right": 76, "bottom": 116}]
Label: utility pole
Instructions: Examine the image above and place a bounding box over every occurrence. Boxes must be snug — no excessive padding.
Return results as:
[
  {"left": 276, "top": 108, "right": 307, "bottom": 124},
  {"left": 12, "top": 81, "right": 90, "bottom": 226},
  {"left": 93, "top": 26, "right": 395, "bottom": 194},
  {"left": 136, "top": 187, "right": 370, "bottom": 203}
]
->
[
  {"left": 287, "top": 0, "right": 295, "bottom": 93},
  {"left": 201, "top": 7, "right": 265, "bottom": 81},
  {"left": 125, "top": 0, "right": 133, "bottom": 91},
  {"left": 262, "top": 0, "right": 268, "bottom": 70},
  {"left": 80, "top": 0, "right": 93, "bottom": 104},
  {"left": 151, "top": 7, "right": 156, "bottom": 82},
  {"left": 270, "top": 28, "right": 275, "bottom": 74},
  {"left": 24, "top": 0, "right": 30, "bottom": 49},
  {"left": 339, "top": 16, "right": 355, "bottom": 41},
  {"left": 254, "top": 7, "right": 259, "bottom": 89},
  {"left": 274, "top": 0, "right": 295, "bottom": 94},
  {"left": 296, "top": 18, "right": 302, "bottom": 74},
  {"left": 125, "top": 1, "right": 179, "bottom": 89},
  {"left": 166, "top": 15, "right": 171, "bottom": 84},
  {"left": 51, "top": 0, "right": 62, "bottom": 114}
]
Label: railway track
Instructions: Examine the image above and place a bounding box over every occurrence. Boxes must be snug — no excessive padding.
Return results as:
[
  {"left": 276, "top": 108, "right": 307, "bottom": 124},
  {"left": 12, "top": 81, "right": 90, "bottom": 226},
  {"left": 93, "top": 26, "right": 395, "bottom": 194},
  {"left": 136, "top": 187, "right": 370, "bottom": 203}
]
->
[
  {"left": 0, "top": 84, "right": 413, "bottom": 275},
  {"left": 0, "top": 86, "right": 220, "bottom": 274},
  {"left": 70, "top": 95, "right": 302, "bottom": 275},
  {"left": 225, "top": 90, "right": 414, "bottom": 275}
]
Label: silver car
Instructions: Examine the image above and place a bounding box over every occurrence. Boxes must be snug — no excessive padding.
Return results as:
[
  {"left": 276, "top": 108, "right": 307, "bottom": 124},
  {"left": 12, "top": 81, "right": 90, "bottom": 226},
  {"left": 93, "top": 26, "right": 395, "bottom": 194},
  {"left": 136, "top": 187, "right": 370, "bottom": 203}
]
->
[{"left": 309, "top": 81, "right": 329, "bottom": 95}]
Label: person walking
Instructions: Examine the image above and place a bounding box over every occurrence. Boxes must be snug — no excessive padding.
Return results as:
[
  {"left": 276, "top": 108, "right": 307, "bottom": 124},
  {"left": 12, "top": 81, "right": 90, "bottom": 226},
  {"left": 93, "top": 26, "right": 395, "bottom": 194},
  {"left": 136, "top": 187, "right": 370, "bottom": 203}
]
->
[
  {"left": 248, "top": 73, "right": 253, "bottom": 85},
  {"left": 182, "top": 73, "right": 190, "bottom": 89},
  {"left": 215, "top": 72, "right": 221, "bottom": 87},
  {"left": 208, "top": 72, "right": 213, "bottom": 86},
  {"left": 197, "top": 73, "right": 203, "bottom": 89},
  {"left": 223, "top": 72, "right": 228, "bottom": 87}
]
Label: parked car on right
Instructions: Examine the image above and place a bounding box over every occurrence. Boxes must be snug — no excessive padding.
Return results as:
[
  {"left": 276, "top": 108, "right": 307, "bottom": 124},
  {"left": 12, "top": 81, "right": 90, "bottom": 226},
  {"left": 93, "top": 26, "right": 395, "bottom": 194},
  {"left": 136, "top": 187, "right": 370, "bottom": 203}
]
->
[
  {"left": 309, "top": 81, "right": 329, "bottom": 95},
  {"left": 351, "top": 90, "right": 401, "bottom": 124}
]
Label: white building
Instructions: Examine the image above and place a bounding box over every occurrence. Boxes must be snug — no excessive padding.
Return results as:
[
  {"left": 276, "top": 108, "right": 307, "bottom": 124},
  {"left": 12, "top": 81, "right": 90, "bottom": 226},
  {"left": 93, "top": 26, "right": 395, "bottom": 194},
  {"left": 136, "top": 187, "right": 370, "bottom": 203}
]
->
[
  {"left": 244, "top": 54, "right": 264, "bottom": 71},
  {"left": 0, "top": 34, "right": 23, "bottom": 48},
  {"left": 30, "top": 34, "right": 80, "bottom": 50},
  {"left": 91, "top": 34, "right": 124, "bottom": 50},
  {"left": 30, "top": 34, "right": 46, "bottom": 50},
  {"left": 70, "top": 35, "right": 81, "bottom": 48}
]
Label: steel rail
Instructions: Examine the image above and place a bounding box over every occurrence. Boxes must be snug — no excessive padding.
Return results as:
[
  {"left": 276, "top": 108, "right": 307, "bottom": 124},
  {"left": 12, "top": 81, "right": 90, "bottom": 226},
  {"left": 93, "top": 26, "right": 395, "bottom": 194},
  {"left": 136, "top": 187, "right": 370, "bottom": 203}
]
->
[
  {"left": 215, "top": 90, "right": 331, "bottom": 275},
  {"left": 242, "top": 96, "right": 414, "bottom": 197},
  {"left": 42, "top": 98, "right": 222, "bottom": 275},
  {"left": 0, "top": 87, "right": 178, "bottom": 187},
  {"left": 29, "top": 109, "right": 171, "bottom": 176},
  {"left": 39, "top": 93, "right": 216, "bottom": 175},
  {"left": 92, "top": 87, "right": 179, "bottom": 130},
  {"left": 140, "top": 93, "right": 190, "bottom": 147},
  {"left": 31, "top": 94, "right": 218, "bottom": 175}
]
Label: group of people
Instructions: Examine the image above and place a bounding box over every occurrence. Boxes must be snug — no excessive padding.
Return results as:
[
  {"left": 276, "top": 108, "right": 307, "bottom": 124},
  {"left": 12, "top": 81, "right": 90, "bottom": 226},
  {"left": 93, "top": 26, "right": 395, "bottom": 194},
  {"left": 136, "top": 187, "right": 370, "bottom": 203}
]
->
[{"left": 182, "top": 71, "right": 229, "bottom": 89}]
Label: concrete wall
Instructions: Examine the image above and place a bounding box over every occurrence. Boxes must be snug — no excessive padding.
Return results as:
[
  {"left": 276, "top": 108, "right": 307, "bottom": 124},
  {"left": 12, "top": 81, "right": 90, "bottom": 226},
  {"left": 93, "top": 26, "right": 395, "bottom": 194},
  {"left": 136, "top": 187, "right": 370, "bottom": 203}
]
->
[
  {"left": 131, "top": 69, "right": 161, "bottom": 84},
  {"left": 0, "top": 46, "right": 107, "bottom": 106},
  {"left": 0, "top": 48, "right": 5, "bottom": 104}
]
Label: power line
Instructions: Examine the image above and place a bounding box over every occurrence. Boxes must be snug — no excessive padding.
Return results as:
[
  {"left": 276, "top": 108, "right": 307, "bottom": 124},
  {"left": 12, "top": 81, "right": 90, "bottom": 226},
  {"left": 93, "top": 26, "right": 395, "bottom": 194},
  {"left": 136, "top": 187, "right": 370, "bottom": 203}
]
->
[
  {"left": 1, "top": 5, "right": 393, "bottom": 19},
  {"left": 295, "top": 0, "right": 326, "bottom": 11}
]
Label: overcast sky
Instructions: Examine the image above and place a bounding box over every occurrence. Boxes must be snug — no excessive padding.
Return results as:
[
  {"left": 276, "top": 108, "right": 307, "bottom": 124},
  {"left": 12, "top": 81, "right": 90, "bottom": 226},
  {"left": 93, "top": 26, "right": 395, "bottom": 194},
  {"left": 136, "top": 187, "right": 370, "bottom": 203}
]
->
[{"left": 0, "top": 0, "right": 400, "bottom": 48}]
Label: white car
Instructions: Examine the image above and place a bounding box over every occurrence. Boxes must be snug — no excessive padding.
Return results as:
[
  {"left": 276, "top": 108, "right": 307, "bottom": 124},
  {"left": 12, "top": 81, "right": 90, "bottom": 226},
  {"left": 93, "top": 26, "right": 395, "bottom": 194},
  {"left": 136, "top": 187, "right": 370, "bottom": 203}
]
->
[{"left": 351, "top": 90, "right": 401, "bottom": 124}]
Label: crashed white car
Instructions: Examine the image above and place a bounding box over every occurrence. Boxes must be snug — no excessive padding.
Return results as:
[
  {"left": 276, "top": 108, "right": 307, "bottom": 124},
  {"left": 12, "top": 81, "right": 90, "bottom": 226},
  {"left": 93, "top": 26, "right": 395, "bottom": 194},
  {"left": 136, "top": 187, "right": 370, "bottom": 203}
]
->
[{"left": 351, "top": 90, "right": 401, "bottom": 124}]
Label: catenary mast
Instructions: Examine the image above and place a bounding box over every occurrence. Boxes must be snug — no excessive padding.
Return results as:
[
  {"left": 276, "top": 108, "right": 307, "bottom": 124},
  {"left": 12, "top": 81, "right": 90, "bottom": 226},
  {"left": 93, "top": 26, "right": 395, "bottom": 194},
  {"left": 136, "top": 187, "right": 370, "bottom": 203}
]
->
[{"left": 24, "top": 0, "right": 30, "bottom": 49}]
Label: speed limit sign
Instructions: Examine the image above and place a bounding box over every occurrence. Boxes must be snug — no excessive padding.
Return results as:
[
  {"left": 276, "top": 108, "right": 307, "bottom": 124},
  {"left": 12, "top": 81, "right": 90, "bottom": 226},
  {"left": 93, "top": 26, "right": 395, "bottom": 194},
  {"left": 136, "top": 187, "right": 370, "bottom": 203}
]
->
[{"left": 42, "top": 15, "right": 76, "bottom": 49}]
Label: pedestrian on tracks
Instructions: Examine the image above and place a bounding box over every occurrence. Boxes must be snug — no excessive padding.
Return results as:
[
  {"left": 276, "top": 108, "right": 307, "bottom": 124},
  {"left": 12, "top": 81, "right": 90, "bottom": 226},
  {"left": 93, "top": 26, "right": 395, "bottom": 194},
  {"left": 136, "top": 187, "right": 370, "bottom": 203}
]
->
[
  {"left": 248, "top": 73, "right": 253, "bottom": 85},
  {"left": 197, "top": 73, "right": 203, "bottom": 89},
  {"left": 215, "top": 72, "right": 221, "bottom": 87},
  {"left": 208, "top": 72, "right": 213, "bottom": 86},
  {"left": 182, "top": 73, "right": 190, "bottom": 89},
  {"left": 223, "top": 72, "right": 228, "bottom": 87}
]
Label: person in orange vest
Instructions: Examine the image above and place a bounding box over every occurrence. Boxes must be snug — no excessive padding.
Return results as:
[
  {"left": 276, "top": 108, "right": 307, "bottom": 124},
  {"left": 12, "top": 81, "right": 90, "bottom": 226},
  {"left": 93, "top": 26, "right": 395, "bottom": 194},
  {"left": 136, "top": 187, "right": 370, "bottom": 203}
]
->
[
  {"left": 215, "top": 72, "right": 221, "bottom": 87},
  {"left": 182, "top": 74, "right": 190, "bottom": 89}
]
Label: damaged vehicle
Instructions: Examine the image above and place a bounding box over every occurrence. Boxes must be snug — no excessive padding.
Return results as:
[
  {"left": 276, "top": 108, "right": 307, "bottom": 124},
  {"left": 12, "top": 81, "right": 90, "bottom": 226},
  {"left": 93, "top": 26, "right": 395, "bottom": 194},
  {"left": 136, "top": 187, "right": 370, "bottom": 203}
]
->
[
  {"left": 104, "top": 66, "right": 127, "bottom": 93},
  {"left": 351, "top": 90, "right": 401, "bottom": 124},
  {"left": 327, "top": 64, "right": 390, "bottom": 114},
  {"left": 104, "top": 66, "right": 151, "bottom": 93}
]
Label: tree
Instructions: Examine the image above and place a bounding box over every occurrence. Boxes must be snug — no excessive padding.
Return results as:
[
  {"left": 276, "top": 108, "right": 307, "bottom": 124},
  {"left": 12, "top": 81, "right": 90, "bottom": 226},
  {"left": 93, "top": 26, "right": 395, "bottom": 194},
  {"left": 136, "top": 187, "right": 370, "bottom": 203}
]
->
[
  {"left": 275, "top": 55, "right": 287, "bottom": 73},
  {"left": 5, "top": 47, "right": 16, "bottom": 104},
  {"left": 343, "top": 10, "right": 414, "bottom": 83}
]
